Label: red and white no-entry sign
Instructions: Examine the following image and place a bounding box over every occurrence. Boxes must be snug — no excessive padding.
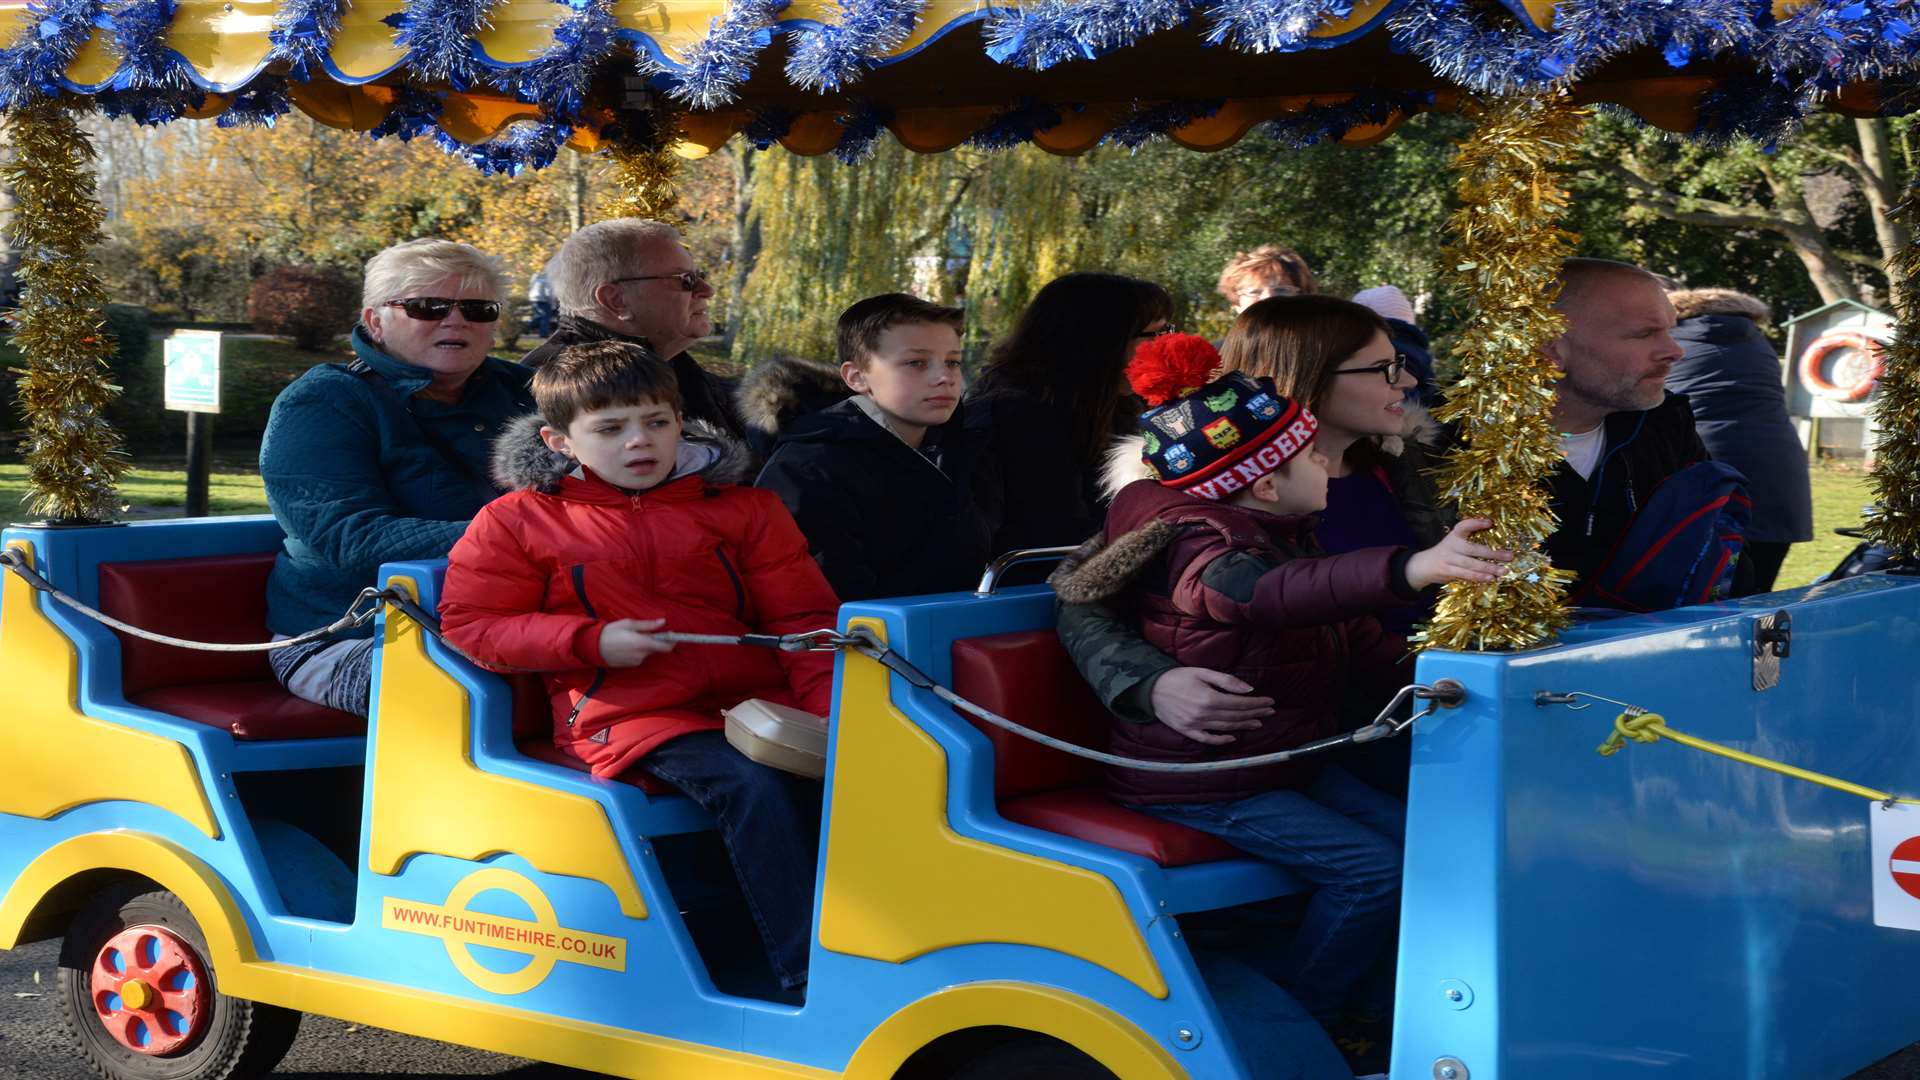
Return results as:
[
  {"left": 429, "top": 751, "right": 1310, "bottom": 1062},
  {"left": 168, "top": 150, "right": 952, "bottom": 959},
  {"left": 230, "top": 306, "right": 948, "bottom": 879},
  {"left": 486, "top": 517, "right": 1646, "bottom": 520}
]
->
[
  {"left": 1872, "top": 805, "right": 1920, "bottom": 930},
  {"left": 1892, "top": 835, "right": 1920, "bottom": 903}
]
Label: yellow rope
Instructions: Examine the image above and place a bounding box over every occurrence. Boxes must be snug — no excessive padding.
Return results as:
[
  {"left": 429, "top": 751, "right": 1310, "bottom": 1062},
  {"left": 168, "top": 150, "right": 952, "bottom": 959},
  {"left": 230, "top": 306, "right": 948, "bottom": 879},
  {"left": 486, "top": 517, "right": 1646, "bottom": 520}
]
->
[{"left": 1596, "top": 711, "right": 1920, "bottom": 805}]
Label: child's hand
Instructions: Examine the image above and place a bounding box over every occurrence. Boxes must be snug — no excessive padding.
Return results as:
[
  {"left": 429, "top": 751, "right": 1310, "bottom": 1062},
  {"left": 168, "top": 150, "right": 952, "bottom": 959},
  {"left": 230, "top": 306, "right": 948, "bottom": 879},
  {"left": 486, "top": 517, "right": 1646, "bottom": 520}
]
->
[
  {"left": 1153, "top": 668, "right": 1274, "bottom": 746},
  {"left": 599, "top": 618, "right": 675, "bottom": 667},
  {"left": 1404, "top": 518, "right": 1516, "bottom": 590}
]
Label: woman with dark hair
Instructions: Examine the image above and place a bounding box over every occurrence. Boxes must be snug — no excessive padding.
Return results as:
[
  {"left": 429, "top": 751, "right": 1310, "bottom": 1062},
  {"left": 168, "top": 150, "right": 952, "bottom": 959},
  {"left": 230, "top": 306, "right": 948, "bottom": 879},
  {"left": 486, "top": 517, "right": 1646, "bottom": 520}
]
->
[
  {"left": 1056, "top": 295, "right": 1452, "bottom": 792},
  {"left": 970, "top": 272, "right": 1174, "bottom": 553}
]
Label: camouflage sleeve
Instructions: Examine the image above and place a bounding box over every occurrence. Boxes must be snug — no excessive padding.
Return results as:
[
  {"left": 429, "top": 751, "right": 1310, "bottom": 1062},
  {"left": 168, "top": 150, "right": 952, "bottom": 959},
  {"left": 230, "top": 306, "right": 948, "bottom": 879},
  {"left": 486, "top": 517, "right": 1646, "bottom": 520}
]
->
[{"left": 1055, "top": 599, "right": 1178, "bottom": 724}]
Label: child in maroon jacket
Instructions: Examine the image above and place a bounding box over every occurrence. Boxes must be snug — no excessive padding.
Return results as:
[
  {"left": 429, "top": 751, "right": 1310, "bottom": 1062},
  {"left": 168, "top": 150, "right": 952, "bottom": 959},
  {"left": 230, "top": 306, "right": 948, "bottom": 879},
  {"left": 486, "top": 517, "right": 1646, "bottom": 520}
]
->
[
  {"left": 1052, "top": 334, "right": 1510, "bottom": 1040},
  {"left": 440, "top": 341, "right": 840, "bottom": 993}
]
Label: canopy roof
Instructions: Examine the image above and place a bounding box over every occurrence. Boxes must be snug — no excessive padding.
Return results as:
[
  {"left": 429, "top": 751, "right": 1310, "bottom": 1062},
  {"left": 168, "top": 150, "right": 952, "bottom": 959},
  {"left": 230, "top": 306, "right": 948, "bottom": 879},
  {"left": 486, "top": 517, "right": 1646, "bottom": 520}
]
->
[{"left": 0, "top": 0, "right": 1910, "bottom": 168}]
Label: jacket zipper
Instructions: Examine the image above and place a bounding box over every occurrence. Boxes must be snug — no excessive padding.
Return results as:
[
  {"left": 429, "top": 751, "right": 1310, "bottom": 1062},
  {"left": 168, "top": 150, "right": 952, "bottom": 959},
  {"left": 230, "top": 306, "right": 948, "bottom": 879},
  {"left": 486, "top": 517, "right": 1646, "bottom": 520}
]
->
[
  {"left": 1584, "top": 411, "right": 1648, "bottom": 538},
  {"left": 714, "top": 544, "right": 748, "bottom": 619},
  {"left": 566, "top": 563, "right": 606, "bottom": 728}
]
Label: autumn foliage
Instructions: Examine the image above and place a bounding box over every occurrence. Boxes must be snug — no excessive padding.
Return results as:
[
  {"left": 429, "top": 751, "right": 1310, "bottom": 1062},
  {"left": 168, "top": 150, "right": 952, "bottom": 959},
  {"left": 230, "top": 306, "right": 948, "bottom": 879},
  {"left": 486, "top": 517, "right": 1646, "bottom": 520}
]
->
[{"left": 246, "top": 264, "right": 358, "bottom": 349}]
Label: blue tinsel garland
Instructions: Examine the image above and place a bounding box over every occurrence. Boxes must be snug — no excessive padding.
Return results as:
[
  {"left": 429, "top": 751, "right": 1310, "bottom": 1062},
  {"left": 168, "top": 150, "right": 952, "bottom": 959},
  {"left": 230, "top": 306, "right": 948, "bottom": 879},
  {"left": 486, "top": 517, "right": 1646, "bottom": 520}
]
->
[
  {"left": 105, "top": 0, "right": 194, "bottom": 92},
  {"left": 499, "top": 0, "right": 619, "bottom": 121},
  {"left": 266, "top": 0, "right": 344, "bottom": 82},
  {"left": 368, "top": 85, "right": 445, "bottom": 141},
  {"left": 0, "top": 0, "right": 104, "bottom": 108},
  {"left": 743, "top": 107, "right": 797, "bottom": 149},
  {"left": 435, "top": 116, "right": 573, "bottom": 175},
  {"left": 216, "top": 74, "right": 293, "bottom": 127},
  {"left": 1204, "top": 0, "right": 1355, "bottom": 53},
  {"left": 833, "top": 102, "right": 894, "bottom": 163},
  {"left": 1104, "top": 99, "right": 1224, "bottom": 148},
  {"left": 664, "top": 0, "right": 786, "bottom": 109},
  {"left": 968, "top": 100, "right": 1066, "bottom": 149},
  {"left": 1262, "top": 90, "right": 1428, "bottom": 149},
  {"left": 786, "top": 0, "right": 924, "bottom": 92},
  {"left": 984, "top": 0, "right": 1191, "bottom": 71},
  {"left": 96, "top": 85, "right": 204, "bottom": 124},
  {"left": 387, "top": 0, "right": 504, "bottom": 90}
]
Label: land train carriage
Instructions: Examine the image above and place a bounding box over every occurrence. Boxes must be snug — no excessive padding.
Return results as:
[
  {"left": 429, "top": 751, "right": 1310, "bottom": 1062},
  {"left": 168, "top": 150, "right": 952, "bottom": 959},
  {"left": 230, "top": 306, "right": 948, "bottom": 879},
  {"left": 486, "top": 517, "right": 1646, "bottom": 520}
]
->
[{"left": 2, "top": 511, "right": 1918, "bottom": 1080}]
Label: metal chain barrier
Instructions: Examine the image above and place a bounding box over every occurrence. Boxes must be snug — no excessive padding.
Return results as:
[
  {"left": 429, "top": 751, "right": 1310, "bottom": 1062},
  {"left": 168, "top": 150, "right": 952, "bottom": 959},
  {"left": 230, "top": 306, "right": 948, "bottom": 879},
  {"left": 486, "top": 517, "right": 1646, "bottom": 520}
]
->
[
  {"left": 0, "top": 549, "right": 384, "bottom": 652},
  {"left": 0, "top": 545, "right": 1466, "bottom": 775}
]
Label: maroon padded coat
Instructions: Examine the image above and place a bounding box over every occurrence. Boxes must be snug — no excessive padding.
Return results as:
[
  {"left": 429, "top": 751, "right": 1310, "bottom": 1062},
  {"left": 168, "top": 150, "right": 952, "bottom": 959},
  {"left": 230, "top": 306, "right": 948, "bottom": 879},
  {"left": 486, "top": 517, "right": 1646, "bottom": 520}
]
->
[{"left": 1052, "top": 479, "right": 1413, "bottom": 804}]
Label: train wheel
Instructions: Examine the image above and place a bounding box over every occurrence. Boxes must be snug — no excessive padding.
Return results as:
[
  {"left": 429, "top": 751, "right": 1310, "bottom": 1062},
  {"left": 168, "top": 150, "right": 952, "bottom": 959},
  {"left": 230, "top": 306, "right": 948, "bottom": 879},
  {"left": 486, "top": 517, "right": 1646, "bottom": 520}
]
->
[
  {"left": 943, "top": 1034, "right": 1119, "bottom": 1080},
  {"left": 57, "top": 882, "right": 301, "bottom": 1080}
]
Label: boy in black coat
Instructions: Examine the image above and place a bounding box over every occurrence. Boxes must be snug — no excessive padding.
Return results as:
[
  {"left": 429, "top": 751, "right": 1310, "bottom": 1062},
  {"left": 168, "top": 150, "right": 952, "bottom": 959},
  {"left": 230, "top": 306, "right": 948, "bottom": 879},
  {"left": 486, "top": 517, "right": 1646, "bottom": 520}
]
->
[{"left": 754, "top": 294, "right": 1000, "bottom": 601}]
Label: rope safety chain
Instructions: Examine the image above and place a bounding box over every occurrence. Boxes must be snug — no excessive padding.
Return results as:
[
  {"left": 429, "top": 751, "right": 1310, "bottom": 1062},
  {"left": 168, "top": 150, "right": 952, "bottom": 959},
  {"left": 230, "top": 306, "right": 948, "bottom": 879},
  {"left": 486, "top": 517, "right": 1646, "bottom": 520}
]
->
[{"left": 0, "top": 548, "right": 1463, "bottom": 774}]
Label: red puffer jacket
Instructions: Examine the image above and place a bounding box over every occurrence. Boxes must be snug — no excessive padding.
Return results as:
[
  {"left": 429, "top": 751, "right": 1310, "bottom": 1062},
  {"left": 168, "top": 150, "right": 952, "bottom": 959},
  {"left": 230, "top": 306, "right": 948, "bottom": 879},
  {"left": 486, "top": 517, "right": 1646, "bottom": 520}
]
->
[
  {"left": 1052, "top": 479, "right": 1413, "bottom": 804},
  {"left": 441, "top": 416, "right": 839, "bottom": 779}
]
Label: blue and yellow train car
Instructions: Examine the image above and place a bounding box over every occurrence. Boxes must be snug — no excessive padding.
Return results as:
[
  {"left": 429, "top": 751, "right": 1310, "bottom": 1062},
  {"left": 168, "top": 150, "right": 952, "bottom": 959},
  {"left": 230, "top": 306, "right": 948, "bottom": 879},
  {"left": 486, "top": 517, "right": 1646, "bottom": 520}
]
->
[{"left": 3, "top": 516, "right": 1919, "bottom": 1079}]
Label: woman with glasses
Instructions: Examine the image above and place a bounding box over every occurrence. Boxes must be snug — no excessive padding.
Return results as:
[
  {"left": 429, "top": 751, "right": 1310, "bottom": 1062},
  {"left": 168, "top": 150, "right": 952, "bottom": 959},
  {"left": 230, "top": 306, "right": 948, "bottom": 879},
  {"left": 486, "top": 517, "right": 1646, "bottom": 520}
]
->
[
  {"left": 1054, "top": 295, "right": 1452, "bottom": 796},
  {"left": 258, "top": 238, "right": 536, "bottom": 717},
  {"left": 970, "top": 272, "right": 1175, "bottom": 552}
]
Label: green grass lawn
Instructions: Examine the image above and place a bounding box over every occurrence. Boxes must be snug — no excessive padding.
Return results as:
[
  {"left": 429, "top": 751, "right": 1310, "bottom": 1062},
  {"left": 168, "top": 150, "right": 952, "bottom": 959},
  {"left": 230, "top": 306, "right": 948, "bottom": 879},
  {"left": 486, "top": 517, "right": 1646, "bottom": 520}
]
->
[{"left": 0, "top": 456, "right": 1882, "bottom": 588}]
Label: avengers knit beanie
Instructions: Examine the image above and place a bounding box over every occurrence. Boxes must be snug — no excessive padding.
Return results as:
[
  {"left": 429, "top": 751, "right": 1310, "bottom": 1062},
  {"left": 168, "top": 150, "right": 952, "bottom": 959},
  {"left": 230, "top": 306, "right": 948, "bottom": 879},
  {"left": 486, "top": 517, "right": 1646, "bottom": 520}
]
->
[{"left": 1126, "top": 334, "right": 1318, "bottom": 501}]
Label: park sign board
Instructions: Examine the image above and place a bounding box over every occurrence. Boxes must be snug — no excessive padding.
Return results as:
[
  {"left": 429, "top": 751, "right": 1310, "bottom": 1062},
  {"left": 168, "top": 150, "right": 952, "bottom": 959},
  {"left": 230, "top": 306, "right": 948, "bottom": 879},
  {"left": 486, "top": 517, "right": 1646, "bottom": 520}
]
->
[{"left": 163, "top": 330, "right": 220, "bottom": 414}]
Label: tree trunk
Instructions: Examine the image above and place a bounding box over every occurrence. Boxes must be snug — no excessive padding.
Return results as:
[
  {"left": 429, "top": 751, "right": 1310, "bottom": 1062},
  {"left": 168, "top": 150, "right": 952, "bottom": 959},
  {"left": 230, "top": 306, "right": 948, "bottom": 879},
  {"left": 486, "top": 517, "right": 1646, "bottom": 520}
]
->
[
  {"left": 724, "top": 144, "right": 759, "bottom": 353},
  {"left": 1855, "top": 117, "right": 1910, "bottom": 291},
  {"left": 567, "top": 150, "right": 587, "bottom": 232}
]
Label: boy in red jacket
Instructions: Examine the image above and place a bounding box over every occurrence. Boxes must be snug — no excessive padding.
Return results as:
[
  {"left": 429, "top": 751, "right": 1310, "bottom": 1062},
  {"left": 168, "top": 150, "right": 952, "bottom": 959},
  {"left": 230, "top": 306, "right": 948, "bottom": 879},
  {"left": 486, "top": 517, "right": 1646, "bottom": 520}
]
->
[
  {"left": 1052, "top": 335, "right": 1509, "bottom": 1043},
  {"left": 440, "top": 340, "right": 840, "bottom": 993}
]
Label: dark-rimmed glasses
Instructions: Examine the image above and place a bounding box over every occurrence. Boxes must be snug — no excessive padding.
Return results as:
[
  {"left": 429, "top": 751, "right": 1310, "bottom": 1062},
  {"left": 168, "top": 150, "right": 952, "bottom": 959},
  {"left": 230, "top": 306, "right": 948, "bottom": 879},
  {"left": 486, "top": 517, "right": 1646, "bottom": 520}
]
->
[
  {"left": 610, "top": 269, "right": 712, "bottom": 292},
  {"left": 1334, "top": 353, "right": 1408, "bottom": 386},
  {"left": 1134, "top": 324, "right": 1178, "bottom": 341},
  {"left": 384, "top": 297, "right": 502, "bottom": 323}
]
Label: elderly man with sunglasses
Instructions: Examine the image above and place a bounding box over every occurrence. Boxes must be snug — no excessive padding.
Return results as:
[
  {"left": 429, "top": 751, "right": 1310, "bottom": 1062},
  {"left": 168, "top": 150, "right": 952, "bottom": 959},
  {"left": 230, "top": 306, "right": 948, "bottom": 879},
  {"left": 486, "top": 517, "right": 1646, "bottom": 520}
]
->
[
  {"left": 258, "top": 238, "right": 537, "bottom": 717},
  {"left": 523, "top": 218, "right": 746, "bottom": 439}
]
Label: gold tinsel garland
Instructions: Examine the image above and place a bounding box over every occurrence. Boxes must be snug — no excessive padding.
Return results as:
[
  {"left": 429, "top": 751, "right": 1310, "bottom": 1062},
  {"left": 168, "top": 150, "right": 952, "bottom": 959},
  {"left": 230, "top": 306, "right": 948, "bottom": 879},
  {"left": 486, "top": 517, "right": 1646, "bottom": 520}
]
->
[
  {"left": 600, "top": 105, "right": 683, "bottom": 220},
  {"left": 1864, "top": 176, "right": 1920, "bottom": 556},
  {"left": 1419, "top": 93, "right": 1588, "bottom": 652},
  {"left": 4, "top": 100, "right": 126, "bottom": 523}
]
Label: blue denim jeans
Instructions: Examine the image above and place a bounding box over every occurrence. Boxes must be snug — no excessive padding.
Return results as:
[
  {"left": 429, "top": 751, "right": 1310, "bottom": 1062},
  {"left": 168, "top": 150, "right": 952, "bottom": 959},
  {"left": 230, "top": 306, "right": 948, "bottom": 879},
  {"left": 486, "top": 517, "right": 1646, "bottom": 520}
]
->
[
  {"left": 637, "top": 731, "right": 821, "bottom": 990},
  {"left": 1136, "top": 765, "right": 1405, "bottom": 1026}
]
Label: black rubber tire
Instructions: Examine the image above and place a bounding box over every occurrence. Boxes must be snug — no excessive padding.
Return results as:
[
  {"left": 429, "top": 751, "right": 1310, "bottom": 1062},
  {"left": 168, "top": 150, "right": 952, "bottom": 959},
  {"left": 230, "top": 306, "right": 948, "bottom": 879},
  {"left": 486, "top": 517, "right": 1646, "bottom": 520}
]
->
[
  {"left": 943, "top": 1034, "right": 1119, "bottom": 1080},
  {"left": 57, "top": 881, "right": 302, "bottom": 1080}
]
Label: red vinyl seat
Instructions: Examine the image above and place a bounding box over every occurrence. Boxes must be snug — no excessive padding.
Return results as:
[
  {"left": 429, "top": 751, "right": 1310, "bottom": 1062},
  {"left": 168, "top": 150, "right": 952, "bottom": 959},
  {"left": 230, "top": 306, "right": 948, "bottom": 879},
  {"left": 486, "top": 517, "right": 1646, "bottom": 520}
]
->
[
  {"left": 506, "top": 672, "right": 677, "bottom": 796},
  {"left": 950, "top": 630, "right": 1242, "bottom": 868},
  {"left": 97, "top": 553, "right": 363, "bottom": 740}
]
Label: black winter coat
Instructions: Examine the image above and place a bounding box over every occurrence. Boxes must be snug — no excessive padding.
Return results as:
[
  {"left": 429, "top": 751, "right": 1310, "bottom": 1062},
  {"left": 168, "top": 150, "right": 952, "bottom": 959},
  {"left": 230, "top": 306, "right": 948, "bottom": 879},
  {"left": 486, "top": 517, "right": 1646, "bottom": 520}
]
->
[
  {"left": 1666, "top": 306, "right": 1813, "bottom": 544},
  {"left": 968, "top": 381, "right": 1128, "bottom": 553},
  {"left": 754, "top": 397, "right": 1001, "bottom": 602},
  {"left": 521, "top": 316, "right": 746, "bottom": 440},
  {"left": 1546, "top": 393, "right": 1709, "bottom": 588}
]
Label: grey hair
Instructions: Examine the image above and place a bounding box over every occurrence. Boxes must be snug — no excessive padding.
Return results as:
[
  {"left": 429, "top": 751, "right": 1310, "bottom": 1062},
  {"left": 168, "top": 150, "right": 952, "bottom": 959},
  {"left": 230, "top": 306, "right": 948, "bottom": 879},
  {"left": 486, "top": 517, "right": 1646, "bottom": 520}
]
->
[
  {"left": 551, "top": 218, "right": 682, "bottom": 316},
  {"left": 1553, "top": 257, "right": 1657, "bottom": 315},
  {"left": 361, "top": 239, "right": 505, "bottom": 318}
]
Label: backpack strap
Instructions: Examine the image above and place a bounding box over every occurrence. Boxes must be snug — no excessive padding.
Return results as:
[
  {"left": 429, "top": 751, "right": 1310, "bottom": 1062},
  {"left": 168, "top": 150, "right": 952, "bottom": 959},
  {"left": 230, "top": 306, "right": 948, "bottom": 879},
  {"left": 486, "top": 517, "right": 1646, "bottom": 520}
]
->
[{"left": 344, "top": 358, "right": 498, "bottom": 494}]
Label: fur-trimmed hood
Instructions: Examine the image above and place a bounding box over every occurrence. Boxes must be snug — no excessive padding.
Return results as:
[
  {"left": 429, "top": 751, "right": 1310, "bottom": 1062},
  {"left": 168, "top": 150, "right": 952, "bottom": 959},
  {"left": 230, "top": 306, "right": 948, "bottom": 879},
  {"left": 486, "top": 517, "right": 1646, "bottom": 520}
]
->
[
  {"left": 734, "top": 356, "right": 853, "bottom": 437},
  {"left": 1096, "top": 399, "right": 1444, "bottom": 502},
  {"left": 1668, "top": 287, "right": 1770, "bottom": 324},
  {"left": 1046, "top": 522, "right": 1180, "bottom": 605},
  {"left": 489, "top": 412, "right": 757, "bottom": 493}
]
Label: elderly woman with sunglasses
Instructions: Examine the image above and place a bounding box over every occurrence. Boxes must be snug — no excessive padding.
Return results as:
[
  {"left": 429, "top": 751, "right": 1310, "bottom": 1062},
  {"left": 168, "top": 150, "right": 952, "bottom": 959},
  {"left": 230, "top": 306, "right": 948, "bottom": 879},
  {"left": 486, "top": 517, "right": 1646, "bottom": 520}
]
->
[
  {"left": 258, "top": 238, "right": 536, "bottom": 717},
  {"left": 1054, "top": 295, "right": 1454, "bottom": 797}
]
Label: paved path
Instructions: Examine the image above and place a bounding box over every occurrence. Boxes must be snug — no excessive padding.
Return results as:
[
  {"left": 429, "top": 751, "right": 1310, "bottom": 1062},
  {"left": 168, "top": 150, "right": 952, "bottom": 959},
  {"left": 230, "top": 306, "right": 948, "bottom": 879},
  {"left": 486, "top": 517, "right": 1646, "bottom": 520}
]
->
[{"left": 5, "top": 935, "right": 1918, "bottom": 1078}]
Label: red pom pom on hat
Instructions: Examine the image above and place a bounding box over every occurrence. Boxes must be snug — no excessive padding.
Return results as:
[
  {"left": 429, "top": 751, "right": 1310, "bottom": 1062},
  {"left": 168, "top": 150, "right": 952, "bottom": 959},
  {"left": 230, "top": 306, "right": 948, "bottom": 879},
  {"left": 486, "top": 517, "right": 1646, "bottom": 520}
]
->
[{"left": 1126, "top": 333, "right": 1222, "bottom": 406}]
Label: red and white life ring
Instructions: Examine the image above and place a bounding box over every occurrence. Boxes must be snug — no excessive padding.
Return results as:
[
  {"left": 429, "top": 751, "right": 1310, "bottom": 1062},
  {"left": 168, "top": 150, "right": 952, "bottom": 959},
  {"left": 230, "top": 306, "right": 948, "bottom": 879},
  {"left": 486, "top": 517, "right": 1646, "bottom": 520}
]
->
[{"left": 1799, "top": 330, "right": 1885, "bottom": 401}]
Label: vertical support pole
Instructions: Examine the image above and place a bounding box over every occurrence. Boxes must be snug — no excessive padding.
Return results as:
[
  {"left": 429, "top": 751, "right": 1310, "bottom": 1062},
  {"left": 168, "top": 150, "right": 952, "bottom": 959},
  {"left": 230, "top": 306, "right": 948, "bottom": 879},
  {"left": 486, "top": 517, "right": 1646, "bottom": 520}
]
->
[
  {"left": 2, "top": 100, "right": 126, "bottom": 523},
  {"left": 1867, "top": 178, "right": 1920, "bottom": 555},
  {"left": 1420, "top": 94, "right": 1587, "bottom": 651},
  {"left": 184, "top": 412, "right": 211, "bottom": 517}
]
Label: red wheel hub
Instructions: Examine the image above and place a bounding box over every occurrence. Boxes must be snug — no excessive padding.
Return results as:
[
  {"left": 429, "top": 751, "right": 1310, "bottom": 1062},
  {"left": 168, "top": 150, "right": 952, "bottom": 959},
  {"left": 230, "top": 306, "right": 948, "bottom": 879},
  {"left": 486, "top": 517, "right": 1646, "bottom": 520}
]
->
[{"left": 89, "top": 924, "right": 211, "bottom": 1055}]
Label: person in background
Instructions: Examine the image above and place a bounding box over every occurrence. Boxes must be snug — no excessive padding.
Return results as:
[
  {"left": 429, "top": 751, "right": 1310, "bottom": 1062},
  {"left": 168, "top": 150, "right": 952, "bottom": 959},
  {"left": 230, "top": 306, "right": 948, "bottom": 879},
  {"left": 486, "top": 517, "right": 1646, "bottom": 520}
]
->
[
  {"left": 523, "top": 218, "right": 746, "bottom": 440},
  {"left": 1664, "top": 287, "right": 1812, "bottom": 593},
  {"left": 526, "top": 263, "right": 558, "bottom": 338},
  {"left": 1351, "top": 285, "right": 1439, "bottom": 405},
  {"left": 969, "top": 272, "right": 1174, "bottom": 551},
  {"left": 756, "top": 294, "right": 999, "bottom": 600},
  {"left": 259, "top": 238, "right": 535, "bottom": 717},
  {"left": 1216, "top": 245, "right": 1318, "bottom": 313}
]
